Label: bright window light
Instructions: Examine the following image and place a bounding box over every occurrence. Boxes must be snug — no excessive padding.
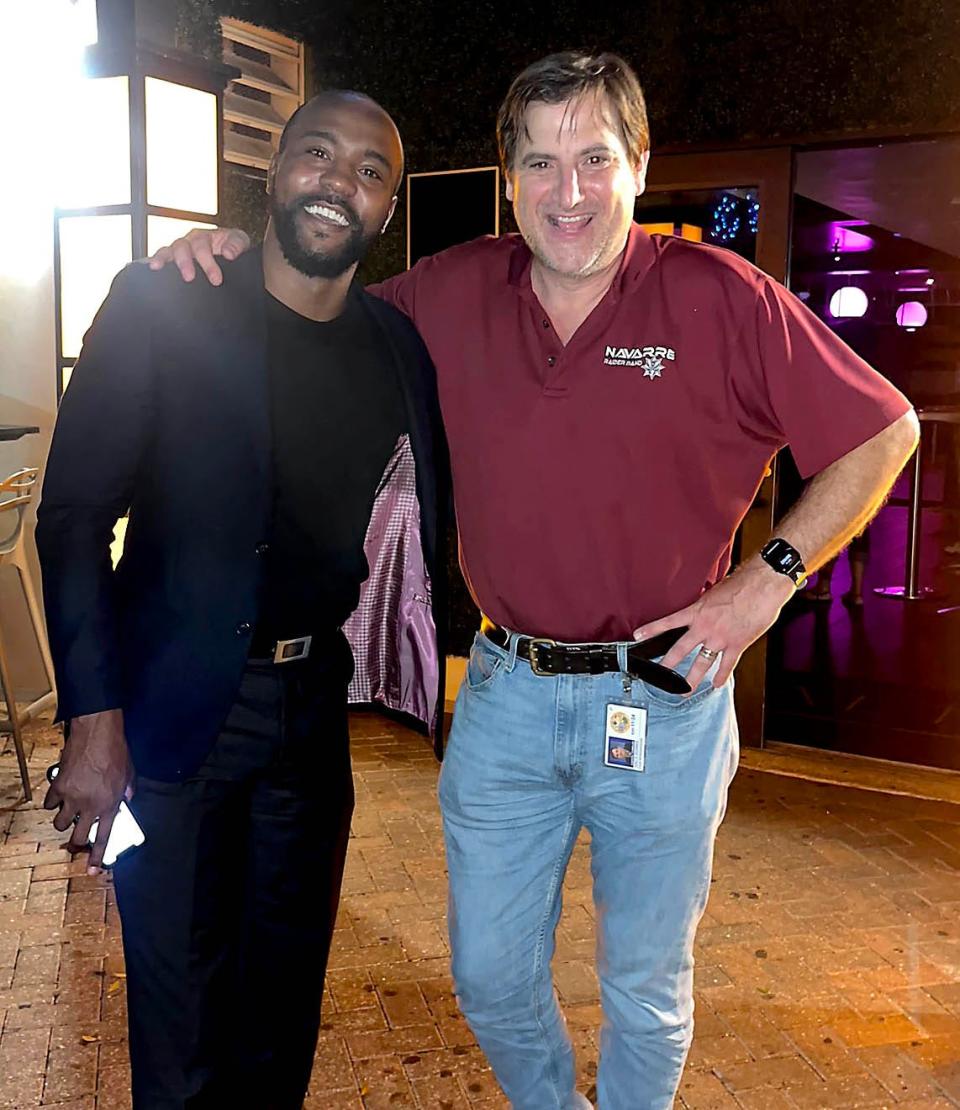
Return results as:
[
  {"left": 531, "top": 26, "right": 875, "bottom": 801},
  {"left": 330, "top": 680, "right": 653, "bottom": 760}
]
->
[
  {"left": 145, "top": 77, "right": 218, "bottom": 215},
  {"left": 71, "top": 0, "right": 99, "bottom": 45},
  {"left": 829, "top": 286, "right": 868, "bottom": 319},
  {"left": 0, "top": 1, "right": 93, "bottom": 281},
  {"left": 147, "top": 216, "right": 217, "bottom": 257},
  {"left": 59, "top": 215, "right": 132, "bottom": 358},
  {"left": 59, "top": 76, "right": 131, "bottom": 209}
]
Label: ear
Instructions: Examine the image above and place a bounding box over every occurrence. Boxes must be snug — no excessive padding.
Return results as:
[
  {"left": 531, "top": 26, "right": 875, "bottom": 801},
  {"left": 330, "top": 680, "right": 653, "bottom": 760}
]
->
[
  {"left": 505, "top": 174, "right": 515, "bottom": 203},
  {"left": 381, "top": 195, "right": 399, "bottom": 235},
  {"left": 633, "top": 150, "right": 650, "bottom": 197},
  {"left": 267, "top": 153, "right": 279, "bottom": 196}
]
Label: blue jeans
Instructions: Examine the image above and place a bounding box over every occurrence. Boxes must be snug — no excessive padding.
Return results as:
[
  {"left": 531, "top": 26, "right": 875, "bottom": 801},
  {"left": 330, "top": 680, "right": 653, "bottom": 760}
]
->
[{"left": 439, "top": 632, "right": 739, "bottom": 1110}]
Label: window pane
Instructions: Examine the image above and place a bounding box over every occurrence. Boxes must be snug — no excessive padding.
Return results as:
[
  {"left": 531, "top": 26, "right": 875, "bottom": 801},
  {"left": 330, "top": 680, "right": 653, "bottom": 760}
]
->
[
  {"left": 145, "top": 77, "right": 218, "bottom": 215},
  {"left": 147, "top": 216, "right": 217, "bottom": 258},
  {"left": 59, "top": 214, "right": 132, "bottom": 359},
  {"left": 59, "top": 76, "right": 130, "bottom": 209}
]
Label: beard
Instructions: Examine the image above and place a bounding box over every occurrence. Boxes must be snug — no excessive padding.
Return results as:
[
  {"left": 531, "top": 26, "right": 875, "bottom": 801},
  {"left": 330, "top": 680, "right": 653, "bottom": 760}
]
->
[{"left": 270, "top": 192, "right": 378, "bottom": 278}]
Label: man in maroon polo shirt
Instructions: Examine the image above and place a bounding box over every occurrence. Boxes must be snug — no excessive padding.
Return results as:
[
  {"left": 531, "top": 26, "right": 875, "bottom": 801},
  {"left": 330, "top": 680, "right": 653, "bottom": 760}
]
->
[{"left": 154, "top": 52, "right": 917, "bottom": 1110}]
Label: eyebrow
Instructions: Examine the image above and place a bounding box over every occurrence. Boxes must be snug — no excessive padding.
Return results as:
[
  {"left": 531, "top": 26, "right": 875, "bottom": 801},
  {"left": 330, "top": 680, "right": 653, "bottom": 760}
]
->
[
  {"left": 298, "top": 129, "right": 393, "bottom": 173},
  {"left": 521, "top": 143, "right": 615, "bottom": 164}
]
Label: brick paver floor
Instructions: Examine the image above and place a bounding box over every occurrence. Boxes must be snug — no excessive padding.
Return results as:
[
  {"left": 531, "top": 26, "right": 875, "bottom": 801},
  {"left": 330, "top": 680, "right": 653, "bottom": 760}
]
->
[{"left": 2, "top": 711, "right": 960, "bottom": 1108}]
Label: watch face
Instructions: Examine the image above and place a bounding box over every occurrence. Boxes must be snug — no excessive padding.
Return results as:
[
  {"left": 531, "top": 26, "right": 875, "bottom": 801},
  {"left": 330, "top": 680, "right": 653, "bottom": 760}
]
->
[{"left": 763, "top": 539, "right": 804, "bottom": 580}]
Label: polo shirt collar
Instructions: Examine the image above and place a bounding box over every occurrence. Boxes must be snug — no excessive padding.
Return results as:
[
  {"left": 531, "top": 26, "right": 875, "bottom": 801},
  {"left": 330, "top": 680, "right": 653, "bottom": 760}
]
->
[{"left": 507, "top": 222, "right": 657, "bottom": 302}]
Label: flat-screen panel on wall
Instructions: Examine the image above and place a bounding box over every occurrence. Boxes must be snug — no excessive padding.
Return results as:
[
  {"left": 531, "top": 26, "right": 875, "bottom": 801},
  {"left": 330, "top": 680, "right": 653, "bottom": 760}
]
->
[{"left": 407, "top": 167, "right": 499, "bottom": 268}]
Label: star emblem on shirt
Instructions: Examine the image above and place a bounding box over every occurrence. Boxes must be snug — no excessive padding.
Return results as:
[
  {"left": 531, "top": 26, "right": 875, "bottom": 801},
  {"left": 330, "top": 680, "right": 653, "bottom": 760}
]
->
[{"left": 641, "top": 355, "right": 664, "bottom": 379}]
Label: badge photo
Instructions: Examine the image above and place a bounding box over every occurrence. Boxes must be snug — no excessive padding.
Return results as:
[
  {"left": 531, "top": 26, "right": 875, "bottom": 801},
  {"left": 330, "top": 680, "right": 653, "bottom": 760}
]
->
[{"left": 606, "top": 735, "right": 635, "bottom": 766}]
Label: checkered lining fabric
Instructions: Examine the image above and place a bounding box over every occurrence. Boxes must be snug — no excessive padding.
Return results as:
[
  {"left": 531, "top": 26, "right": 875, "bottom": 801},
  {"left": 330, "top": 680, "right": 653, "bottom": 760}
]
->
[{"left": 344, "top": 433, "right": 435, "bottom": 725}]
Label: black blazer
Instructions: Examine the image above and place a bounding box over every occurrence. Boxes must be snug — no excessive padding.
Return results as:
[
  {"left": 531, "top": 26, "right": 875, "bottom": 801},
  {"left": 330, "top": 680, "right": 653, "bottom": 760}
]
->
[{"left": 37, "top": 250, "right": 448, "bottom": 781}]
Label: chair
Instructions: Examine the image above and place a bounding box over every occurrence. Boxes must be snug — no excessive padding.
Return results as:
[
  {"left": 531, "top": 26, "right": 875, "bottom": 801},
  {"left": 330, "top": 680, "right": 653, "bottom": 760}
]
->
[{"left": 0, "top": 468, "right": 57, "bottom": 801}]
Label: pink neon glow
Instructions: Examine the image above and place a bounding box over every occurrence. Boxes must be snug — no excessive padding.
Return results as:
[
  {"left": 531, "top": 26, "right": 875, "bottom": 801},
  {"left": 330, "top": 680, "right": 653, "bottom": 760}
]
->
[
  {"left": 896, "top": 301, "right": 928, "bottom": 328},
  {"left": 827, "top": 221, "right": 874, "bottom": 254}
]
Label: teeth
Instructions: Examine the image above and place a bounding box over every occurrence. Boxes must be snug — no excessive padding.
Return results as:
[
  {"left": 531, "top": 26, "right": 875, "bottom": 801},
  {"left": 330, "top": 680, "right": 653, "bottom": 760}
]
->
[
  {"left": 553, "top": 215, "right": 591, "bottom": 225},
  {"left": 305, "top": 204, "right": 349, "bottom": 227}
]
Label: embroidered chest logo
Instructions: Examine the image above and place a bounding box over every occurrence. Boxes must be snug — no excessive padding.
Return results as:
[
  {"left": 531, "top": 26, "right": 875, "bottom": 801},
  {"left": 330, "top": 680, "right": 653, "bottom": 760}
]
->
[{"left": 603, "top": 344, "right": 676, "bottom": 378}]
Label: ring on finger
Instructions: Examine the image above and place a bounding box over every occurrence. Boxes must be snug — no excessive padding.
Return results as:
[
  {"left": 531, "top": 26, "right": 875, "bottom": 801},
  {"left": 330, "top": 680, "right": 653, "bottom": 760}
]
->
[{"left": 698, "top": 646, "right": 721, "bottom": 661}]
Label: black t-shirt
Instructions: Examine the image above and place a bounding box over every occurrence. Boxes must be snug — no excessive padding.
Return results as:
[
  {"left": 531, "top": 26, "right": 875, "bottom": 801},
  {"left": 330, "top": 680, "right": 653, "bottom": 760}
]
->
[{"left": 255, "top": 291, "right": 406, "bottom": 646}]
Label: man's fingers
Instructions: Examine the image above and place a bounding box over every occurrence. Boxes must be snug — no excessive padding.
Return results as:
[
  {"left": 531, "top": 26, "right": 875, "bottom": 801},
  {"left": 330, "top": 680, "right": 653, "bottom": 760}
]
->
[
  {"left": 51, "top": 800, "right": 80, "bottom": 834},
  {"left": 87, "top": 811, "right": 117, "bottom": 875},
  {"left": 660, "top": 627, "right": 702, "bottom": 671},
  {"left": 633, "top": 607, "right": 693, "bottom": 644},
  {"left": 171, "top": 241, "right": 197, "bottom": 282},
  {"left": 218, "top": 229, "right": 249, "bottom": 259},
  {"left": 713, "top": 648, "right": 741, "bottom": 689},
  {"left": 683, "top": 655, "right": 714, "bottom": 694},
  {"left": 42, "top": 783, "right": 62, "bottom": 811},
  {"left": 147, "top": 245, "right": 173, "bottom": 270},
  {"left": 193, "top": 240, "right": 224, "bottom": 286},
  {"left": 70, "top": 814, "right": 95, "bottom": 855}
]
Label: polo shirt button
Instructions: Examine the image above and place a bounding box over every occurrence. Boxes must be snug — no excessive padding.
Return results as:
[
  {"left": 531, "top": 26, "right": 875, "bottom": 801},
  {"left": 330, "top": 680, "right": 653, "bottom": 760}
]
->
[
  {"left": 542, "top": 318, "right": 550, "bottom": 328},
  {"left": 547, "top": 355, "right": 556, "bottom": 367},
  {"left": 236, "top": 622, "right": 252, "bottom": 636}
]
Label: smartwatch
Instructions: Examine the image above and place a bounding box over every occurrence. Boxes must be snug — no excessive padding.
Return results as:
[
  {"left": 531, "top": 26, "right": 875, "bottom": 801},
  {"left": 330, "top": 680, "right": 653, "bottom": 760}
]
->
[{"left": 760, "top": 538, "right": 806, "bottom": 585}]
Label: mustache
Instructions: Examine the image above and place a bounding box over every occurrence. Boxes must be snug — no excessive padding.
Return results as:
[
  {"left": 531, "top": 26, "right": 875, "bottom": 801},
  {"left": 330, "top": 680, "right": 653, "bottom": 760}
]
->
[{"left": 299, "top": 193, "right": 360, "bottom": 229}]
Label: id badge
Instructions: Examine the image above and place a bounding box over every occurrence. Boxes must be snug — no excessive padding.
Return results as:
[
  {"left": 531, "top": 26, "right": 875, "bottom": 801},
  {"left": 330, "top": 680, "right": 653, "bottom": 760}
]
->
[{"left": 604, "top": 703, "right": 647, "bottom": 772}]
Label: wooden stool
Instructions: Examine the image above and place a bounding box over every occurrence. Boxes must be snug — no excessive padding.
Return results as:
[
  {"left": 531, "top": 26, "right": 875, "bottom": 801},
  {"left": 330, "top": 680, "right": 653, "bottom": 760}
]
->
[{"left": 0, "top": 468, "right": 57, "bottom": 801}]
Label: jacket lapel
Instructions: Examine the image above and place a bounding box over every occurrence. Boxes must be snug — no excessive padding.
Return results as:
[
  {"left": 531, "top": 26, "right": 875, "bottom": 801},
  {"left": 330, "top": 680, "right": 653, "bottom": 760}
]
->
[{"left": 222, "top": 249, "right": 271, "bottom": 484}]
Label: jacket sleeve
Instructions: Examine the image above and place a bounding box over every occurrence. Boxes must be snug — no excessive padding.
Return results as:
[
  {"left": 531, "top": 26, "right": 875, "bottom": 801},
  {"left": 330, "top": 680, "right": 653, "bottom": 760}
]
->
[{"left": 36, "top": 264, "right": 155, "bottom": 722}]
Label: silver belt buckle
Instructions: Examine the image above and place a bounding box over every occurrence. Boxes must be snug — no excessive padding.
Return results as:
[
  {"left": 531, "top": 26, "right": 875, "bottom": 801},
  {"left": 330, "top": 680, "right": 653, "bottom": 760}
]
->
[
  {"left": 273, "top": 635, "right": 312, "bottom": 664},
  {"left": 527, "top": 638, "right": 557, "bottom": 676}
]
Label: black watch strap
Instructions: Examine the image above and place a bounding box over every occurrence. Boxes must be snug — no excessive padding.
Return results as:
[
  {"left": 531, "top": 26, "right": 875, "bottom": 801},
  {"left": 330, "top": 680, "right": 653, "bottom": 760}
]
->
[{"left": 760, "top": 537, "right": 806, "bottom": 585}]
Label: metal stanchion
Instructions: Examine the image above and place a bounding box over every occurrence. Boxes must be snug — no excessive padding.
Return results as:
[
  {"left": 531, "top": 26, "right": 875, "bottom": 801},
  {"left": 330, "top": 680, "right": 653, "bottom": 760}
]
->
[
  {"left": 875, "top": 405, "right": 960, "bottom": 602},
  {"left": 874, "top": 439, "right": 934, "bottom": 600}
]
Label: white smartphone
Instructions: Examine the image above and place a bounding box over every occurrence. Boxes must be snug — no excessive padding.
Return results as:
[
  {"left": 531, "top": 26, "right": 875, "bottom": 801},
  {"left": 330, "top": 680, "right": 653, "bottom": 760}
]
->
[{"left": 47, "top": 765, "right": 146, "bottom": 867}]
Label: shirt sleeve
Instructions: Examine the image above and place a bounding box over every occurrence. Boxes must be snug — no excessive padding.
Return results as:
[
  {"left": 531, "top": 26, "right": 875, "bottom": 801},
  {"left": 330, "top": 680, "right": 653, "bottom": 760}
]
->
[
  {"left": 742, "top": 275, "right": 912, "bottom": 478},
  {"left": 36, "top": 263, "right": 155, "bottom": 721},
  {"left": 367, "top": 266, "right": 421, "bottom": 321}
]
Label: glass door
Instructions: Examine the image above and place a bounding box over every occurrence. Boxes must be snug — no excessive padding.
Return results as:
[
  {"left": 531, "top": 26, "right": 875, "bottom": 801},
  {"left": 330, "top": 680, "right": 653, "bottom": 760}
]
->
[{"left": 640, "top": 147, "right": 794, "bottom": 745}]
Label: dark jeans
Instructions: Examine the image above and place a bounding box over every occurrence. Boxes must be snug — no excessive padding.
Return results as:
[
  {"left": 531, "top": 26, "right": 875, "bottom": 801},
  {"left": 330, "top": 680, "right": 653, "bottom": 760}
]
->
[{"left": 113, "top": 648, "right": 355, "bottom": 1110}]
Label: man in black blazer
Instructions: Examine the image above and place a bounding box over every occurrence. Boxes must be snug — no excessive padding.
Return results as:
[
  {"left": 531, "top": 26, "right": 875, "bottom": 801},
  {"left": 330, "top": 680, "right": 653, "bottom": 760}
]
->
[{"left": 37, "top": 91, "right": 446, "bottom": 1109}]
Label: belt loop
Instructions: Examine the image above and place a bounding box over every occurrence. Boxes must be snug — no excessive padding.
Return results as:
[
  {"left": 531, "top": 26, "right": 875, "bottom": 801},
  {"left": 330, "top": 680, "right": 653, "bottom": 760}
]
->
[
  {"left": 505, "top": 631, "right": 521, "bottom": 673},
  {"left": 616, "top": 641, "right": 630, "bottom": 673}
]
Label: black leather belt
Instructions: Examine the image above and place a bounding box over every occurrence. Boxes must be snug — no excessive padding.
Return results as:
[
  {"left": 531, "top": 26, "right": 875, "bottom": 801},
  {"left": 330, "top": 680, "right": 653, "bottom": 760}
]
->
[{"left": 485, "top": 626, "right": 692, "bottom": 695}]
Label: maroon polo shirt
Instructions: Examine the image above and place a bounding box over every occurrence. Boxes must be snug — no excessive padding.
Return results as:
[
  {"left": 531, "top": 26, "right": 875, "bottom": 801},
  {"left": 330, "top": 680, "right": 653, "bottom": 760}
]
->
[{"left": 370, "top": 225, "right": 910, "bottom": 642}]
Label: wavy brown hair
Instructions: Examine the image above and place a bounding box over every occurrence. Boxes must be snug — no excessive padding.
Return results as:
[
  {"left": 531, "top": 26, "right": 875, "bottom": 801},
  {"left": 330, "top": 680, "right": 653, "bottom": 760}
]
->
[{"left": 496, "top": 51, "right": 649, "bottom": 174}]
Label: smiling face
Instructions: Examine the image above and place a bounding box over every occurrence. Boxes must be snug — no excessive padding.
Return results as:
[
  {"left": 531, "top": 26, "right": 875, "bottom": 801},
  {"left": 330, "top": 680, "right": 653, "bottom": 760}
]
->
[
  {"left": 506, "top": 94, "right": 649, "bottom": 282},
  {"left": 267, "top": 93, "right": 403, "bottom": 279}
]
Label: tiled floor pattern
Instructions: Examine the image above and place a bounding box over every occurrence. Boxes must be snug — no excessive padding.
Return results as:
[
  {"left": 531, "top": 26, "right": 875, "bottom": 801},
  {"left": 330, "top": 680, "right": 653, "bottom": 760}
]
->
[{"left": 2, "top": 712, "right": 960, "bottom": 1108}]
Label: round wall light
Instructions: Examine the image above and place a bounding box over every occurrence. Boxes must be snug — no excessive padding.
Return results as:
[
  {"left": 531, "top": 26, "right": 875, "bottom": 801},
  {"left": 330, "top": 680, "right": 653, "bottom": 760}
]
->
[
  {"left": 896, "top": 301, "right": 928, "bottom": 329},
  {"left": 829, "top": 286, "right": 868, "bottom": 318}
]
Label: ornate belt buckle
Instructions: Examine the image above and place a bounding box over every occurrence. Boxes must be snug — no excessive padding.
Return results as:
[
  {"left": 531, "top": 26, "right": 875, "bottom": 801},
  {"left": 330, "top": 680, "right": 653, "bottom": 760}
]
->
[
  {"left": 273, "top": 635, "right": 312, "bottom": 664},
  {"left": 527, "top": 638, "right": 557, "bottom": 676}
]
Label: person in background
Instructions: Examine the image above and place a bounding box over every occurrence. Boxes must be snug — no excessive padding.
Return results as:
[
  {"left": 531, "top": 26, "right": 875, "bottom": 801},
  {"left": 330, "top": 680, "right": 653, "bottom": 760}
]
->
[{"left": 804, "top": 530, "right": 871, "bottom": 607}]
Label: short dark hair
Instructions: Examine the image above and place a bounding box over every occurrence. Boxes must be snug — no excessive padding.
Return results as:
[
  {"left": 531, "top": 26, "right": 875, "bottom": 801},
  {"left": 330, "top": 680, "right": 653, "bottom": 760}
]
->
[
  {"left": 277, "top": 89, "right": 405, "bottom": 189},
  {"left": 496, "top": 51, "right": 649, "bottom": 173}
]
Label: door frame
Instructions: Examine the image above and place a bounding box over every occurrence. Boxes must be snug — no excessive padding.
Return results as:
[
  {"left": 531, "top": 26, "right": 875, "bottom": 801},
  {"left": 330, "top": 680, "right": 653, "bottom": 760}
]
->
[{"left": 641, "top": 146, "right": 795, "bottom": 746}]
